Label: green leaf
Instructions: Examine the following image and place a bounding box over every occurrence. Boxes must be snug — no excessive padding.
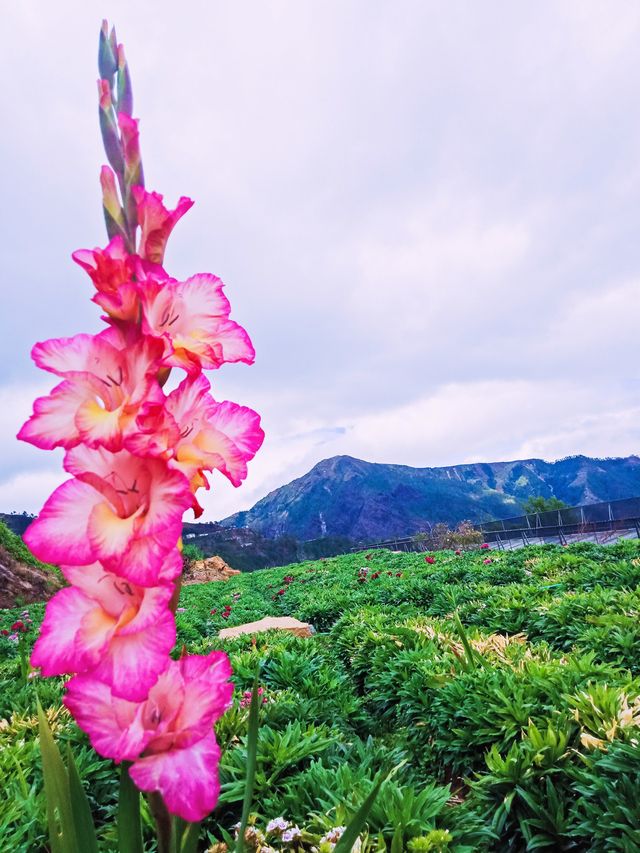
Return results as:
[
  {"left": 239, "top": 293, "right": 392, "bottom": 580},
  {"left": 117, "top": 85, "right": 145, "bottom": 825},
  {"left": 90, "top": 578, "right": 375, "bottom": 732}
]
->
[
  {"left": 118, "top": 764, "right": 144, "bottom": 853},
  {"left": 333, "top": 773, "right": 384, "bottom": 853},
  {"left": 235, "top": 668, "right": 262, "bottom": 852},
  {"left": 453, "top": 612, "right": 481, "bottom": 671},
  {"left": 180, "top": 821, "right": 201, "bottom": 853},
  {"left": 66, "top": 744, "right": 98, "bottom": 853},
  {"left": 390, "top": 824, "right": 404, "bottom": 853},
  {"left": 37, "top": 700, "right": 78, "bottom": 853}
]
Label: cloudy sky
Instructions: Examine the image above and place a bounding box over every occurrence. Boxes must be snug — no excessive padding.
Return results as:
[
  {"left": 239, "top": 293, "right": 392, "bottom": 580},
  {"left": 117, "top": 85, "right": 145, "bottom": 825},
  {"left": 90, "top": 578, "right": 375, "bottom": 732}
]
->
[{"left": 2, "top": 1, "right": 639, "bottom": 521}]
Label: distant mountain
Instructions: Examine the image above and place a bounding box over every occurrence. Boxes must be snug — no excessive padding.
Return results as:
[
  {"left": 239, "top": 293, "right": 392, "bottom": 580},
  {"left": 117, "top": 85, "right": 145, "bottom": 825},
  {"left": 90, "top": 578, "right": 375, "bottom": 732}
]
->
[{"left": 221, "top": 454, "right": 640, "bottom": 542}]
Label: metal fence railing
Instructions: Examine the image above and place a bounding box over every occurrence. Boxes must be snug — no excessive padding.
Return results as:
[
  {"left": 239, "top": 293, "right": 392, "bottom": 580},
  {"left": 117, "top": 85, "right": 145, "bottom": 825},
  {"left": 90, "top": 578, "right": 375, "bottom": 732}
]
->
[{"left": 357, "top": 496, "right": 640, "bottom": 553}]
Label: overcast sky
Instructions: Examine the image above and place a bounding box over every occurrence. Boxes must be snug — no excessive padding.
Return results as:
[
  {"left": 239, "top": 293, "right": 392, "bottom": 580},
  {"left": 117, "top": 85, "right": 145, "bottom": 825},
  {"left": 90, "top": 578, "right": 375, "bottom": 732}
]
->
[{"left": 2, "top": 1, "right": 639, "bottom": 521}]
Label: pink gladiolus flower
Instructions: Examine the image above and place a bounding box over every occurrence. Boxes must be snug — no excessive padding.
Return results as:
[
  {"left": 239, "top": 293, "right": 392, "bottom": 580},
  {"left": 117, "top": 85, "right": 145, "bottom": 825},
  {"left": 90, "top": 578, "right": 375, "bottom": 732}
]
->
[
  {"left": 19, "top": 331, "right": 164, "bottom": 452},
  {"left": 139, "top": 273, "right": 255, "bottom": 374},
  {"left": 73, "top": 236, "right": 140, "bottom": 321},
  {"left": 133, "top": 187, "right": 194, "bottom": 264},
  {"left": 64, "top": 652, "right": 233, "bottom": 821},
  {"left": 128, "top": 373, "right": 264, "bottom": 492},
  {"left": 32, "top": 562, "right": 175, "bottom": 700},
  {"left": 24, "top": 447, "right": 190, "bottom": 584},
  {"left": 23, "top": 27, "right": 263, "bottom": 827}
]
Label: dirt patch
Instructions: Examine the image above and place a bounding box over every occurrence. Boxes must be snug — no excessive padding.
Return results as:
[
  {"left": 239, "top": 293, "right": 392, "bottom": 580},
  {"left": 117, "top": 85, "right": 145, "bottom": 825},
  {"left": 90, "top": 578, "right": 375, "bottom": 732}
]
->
[
  {"left": 0, "top": 546, "right": 62, "bottom": 609},
  {"left": 183, "top": 555, "right": 241, "bottom": 585}
]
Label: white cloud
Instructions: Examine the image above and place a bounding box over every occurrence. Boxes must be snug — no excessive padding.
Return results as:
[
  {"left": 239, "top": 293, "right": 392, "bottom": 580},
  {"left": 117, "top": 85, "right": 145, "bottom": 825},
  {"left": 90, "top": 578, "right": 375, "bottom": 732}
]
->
[{"left": 2, "top": 2, "right": 640, "bottom": 521}]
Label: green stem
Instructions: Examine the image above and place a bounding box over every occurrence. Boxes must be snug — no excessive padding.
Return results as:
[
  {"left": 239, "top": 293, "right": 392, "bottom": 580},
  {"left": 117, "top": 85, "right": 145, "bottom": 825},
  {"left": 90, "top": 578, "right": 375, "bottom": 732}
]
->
[{"left": 148, "top": 792, "right": 172, "bottom": 853}]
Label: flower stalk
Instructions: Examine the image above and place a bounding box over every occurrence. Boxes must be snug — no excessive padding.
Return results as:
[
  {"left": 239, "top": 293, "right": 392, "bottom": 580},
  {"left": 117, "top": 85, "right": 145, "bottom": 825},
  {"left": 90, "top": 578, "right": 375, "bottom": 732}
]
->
[{"left": 19, "top": 19, "right": 264, "bottom": 840}]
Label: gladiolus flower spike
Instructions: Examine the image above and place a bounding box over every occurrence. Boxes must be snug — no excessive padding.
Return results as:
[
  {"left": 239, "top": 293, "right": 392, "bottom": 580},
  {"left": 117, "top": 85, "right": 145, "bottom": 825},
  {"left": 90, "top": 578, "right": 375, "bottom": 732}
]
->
[{"left": 18, "top": 21, "right": 264, "bottom": 827}]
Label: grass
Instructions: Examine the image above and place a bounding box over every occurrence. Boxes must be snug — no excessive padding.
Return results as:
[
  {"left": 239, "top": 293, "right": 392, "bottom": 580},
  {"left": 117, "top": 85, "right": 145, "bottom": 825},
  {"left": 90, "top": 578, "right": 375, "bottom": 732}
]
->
[{"left": 1, "top": 539, "right": 640, "bottom": 850}]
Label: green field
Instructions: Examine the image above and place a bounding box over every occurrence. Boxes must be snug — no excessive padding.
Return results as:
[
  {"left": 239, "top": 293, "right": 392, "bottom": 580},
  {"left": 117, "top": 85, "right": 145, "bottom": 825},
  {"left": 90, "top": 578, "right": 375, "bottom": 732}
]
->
[{"left": 2, "top": 540, "right": 640, "bottom": 851}]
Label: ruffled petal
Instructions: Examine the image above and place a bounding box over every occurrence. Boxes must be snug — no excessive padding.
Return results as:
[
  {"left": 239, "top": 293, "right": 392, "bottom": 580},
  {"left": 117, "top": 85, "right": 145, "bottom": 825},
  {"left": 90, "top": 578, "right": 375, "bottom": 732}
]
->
[
  {"left": 64, "top": 675, "right": 151, "bottom": 762},
  {"left": 90, "top": 608, "right": 176, "bottom": 701},
  {"left": 17, "top": 381, "right": 88, "bottom": 450},
  {"left": 129, "top": 732, "right": 221, "bottom": 822},
  {"left": 133, "top": 188, "right": 194, "bottom": 264},
  {"left": 30, "top": 587, "right": 97, "bottom": 675},
  {"left": 24, "top": 479, "right": 101, "bottom": 565}
]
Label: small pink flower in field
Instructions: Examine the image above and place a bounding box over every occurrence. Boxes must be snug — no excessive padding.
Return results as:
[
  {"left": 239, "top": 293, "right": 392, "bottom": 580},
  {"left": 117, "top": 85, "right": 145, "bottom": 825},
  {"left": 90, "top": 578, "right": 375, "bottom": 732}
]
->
[
  {"left": 24, "top": 448, "right": 191, "bottom": 585},
  {"left": 455, "top": 549, "right": 462, "bottom": 556},
  {"left": 483, "top": 558, "right": 493, "bottom": 565},
  {"left": 31, "top": 562, "right": 175, "bottom": 701},
  {"left": 139, "top": 273, "right": 255, "bottom": 374},
  {"left": 210, "top": 609, "right": 217, "bottom": 615},
  {"left": 65, "top": 651, "right": 233, "bottom": 822},
  {"left": 481, "top": 543, "right": 490, "bottom": 550},
  {"left": 11, "top": 620, "right": 27, "bottom": 633},
  {"left": 266, "top": 817, "right": 290, "bottom": 834},
  {"left": 277, "top": 589, "right": 285, "bottom": 596},
  {"left": 133, "top": 187, "right": 194, "bottom": 264},
  {"left": 1, "top": 629, "right": 9, "bottom": 637},
  {"left": 425, "top": 556, "right": 436, "bottom": 564},
  {"left": 176, "top": 607, "right": 186, "bottom": 613}
]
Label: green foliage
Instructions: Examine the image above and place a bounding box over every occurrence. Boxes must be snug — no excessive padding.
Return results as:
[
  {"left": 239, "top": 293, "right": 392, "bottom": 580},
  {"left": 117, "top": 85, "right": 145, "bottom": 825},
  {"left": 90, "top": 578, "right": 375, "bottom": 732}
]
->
[
  {"left": 0, "top": 520, "right": 60, "bottom": 579},
  {"left": 3, "top": 540, "right": 640, "bottom": 850},
  {"left": 521, "top": 496, "right": 568, "bottom": 514}
]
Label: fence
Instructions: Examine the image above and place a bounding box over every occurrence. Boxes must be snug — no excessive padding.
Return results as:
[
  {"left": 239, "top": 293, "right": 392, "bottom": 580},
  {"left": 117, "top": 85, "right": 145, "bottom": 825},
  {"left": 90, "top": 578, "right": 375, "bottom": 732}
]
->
[
  {"left": 480, "top": 496, "right": 640, "bottom": 550},
  {"left": 357, "top": 496, "right": 640, "bottom": 553}
]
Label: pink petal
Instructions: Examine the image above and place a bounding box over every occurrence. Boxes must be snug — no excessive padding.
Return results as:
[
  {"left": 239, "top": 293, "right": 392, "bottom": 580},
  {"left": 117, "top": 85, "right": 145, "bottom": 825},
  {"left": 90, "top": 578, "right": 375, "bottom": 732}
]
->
[
  {"left": 133, "top": 188, "right": 194, "bottom": 264},
  {"left": 31, "top": 587, "right": 98, "bottom": 675},
  {"left": 173, "top": 652, "right": 233, "bottom": 744},
  {"left": 17, "top": 381, "right": 87, "bottom": 450},
  {"left": 24, "top": 479, "right": 101, "bottom": 565},
  {"left": 90, "top": 608, "right": 176, "bottom": 701},
  {"left": 64, "top": 675, "right": 152, "bottom": 762},
  {"left": 176, "top": 273, "right": 231, "bottom": 321},
  {"left": 32, "top": 332, "right": 120, "bottom": 379},
  {"left": 205, "top": 319, "right": 255, "bottom": 367},
  {"left": 129, "top": 732, "right": 221, "bottom": 822}
]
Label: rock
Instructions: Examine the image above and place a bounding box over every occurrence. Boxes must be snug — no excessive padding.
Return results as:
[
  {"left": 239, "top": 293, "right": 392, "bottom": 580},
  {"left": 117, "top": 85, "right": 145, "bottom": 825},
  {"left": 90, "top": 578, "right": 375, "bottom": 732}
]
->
[
  {"left": 183, "top": 555, "right": 241, "bottom": 585},
  {"left": 218, "top": 616, "right": 315, "bottom": 640},
  {"left": 0, "top": 545, "right": 63, "bottom": 609}
]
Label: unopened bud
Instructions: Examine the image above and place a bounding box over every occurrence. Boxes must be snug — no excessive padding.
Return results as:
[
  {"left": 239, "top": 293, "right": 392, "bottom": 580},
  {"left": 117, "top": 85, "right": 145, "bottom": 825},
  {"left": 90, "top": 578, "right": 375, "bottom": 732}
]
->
[
  {"left": 98, "top": 20, "right": 118, "bottom": 79},
  {"left": 98, "top": 81, "right": 124, "bottom": 175},
  {"left": 117, "top": 46, "right": 134, "bottom": 116},
  {"left": 100, "top": 165, "right": 127, "bottom": 242}
]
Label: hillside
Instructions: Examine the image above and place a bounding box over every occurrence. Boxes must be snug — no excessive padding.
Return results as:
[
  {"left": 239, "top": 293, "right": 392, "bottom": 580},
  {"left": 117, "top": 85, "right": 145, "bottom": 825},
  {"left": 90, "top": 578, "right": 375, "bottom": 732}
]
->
[
  {"left": 221, "top": 453, "right": 640, "bottom": 542},
  {"left": 0, "top": 521, "right": 62, "bottom": 608},
  {"left": 3, "top": 540, "right": 640, "bottom": 850}
]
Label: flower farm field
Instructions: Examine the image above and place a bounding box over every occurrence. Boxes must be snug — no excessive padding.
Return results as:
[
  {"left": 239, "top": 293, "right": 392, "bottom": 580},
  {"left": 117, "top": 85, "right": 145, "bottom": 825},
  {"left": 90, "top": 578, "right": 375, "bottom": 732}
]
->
[{"left": 2, "top": 541, "right": 640, "bottom": 851}]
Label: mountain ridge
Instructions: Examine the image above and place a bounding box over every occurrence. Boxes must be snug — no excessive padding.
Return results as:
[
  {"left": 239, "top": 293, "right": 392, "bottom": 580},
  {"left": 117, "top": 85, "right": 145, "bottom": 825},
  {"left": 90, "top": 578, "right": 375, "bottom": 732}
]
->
[{"left": 221, "top": 453, "right": 640, "bottom": 542}]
